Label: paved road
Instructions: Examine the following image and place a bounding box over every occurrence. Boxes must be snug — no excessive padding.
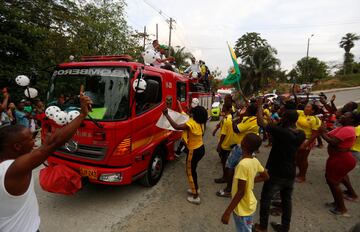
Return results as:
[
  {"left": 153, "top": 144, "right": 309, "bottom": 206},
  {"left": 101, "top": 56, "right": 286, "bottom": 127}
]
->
[{"left": 322, "top": 87, "right": 360, "bottom": 107}]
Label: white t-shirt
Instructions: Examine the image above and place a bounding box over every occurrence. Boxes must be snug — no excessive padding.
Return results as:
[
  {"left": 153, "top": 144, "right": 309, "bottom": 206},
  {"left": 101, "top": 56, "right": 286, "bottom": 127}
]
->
[
  {"left": 0, "top": 160, "right": 40, "bottom": 232},
  {"left": 185, "top": 63, "right": 200, "bottom": 73}
]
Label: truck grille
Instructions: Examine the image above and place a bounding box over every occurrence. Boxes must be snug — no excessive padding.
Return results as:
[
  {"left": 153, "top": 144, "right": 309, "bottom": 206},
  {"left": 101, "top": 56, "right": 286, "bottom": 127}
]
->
[{"left": 57, "top": 144, "right": 106, "bottom": 161}]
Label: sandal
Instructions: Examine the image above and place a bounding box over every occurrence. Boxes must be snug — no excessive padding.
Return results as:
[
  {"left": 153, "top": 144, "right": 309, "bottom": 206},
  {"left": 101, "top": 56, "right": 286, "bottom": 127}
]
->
[
  {"left": 328, "top": 208, "right": 351, "bottom": 218},
  {"left": 216, "top": 189, "right": 231, "bottom": 198},
  {"left": 344, "top": 195, "right": 359, "bottom": 202}
]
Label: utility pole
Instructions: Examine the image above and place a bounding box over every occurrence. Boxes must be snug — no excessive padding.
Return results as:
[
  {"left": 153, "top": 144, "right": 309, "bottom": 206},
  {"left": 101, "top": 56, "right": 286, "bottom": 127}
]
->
[
  {"left": 306, "top": 34, "right": 314, "bottom": 83},
  {"left": 135, "top": 26, "right": 149, "bottom": 50},
  {"left": 143, "top": 26, "right": 147, "bottom": 50},
  {"left": 156, "top": 24, "right": 158, "bottom": 40},
  {"left": 168, "top": 18, "right": 173, "bottom": 57}
]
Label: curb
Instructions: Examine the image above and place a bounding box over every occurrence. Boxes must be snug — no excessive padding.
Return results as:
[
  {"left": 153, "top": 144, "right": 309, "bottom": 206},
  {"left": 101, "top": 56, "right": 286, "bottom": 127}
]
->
[{"left": 313, "top": 86, "right": 360, "bottom": 94}]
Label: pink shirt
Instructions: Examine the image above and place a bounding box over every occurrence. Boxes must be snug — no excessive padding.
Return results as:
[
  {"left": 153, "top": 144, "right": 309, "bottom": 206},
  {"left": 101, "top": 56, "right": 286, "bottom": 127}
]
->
[{"left": 327, "top": 126, "right": 356, "bottom": 149}]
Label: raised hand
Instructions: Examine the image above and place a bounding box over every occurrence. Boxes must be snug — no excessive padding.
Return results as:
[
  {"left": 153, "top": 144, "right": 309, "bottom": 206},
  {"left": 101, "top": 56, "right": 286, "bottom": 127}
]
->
[
  {"left": 79, "top": 94, "right": 92, "bottom": 117},
  {"left": 330, "top": 94, "right": 336, "bottom": 102}
]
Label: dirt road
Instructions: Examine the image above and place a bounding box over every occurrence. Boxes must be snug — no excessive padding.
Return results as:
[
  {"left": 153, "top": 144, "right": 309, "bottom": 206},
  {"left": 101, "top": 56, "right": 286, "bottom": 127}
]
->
[
  {"left": 37, "top": 121, "right": 360, "bottom": 232},
  {"left": 111, "top": 121, "right": 360, "bottom": 232}
]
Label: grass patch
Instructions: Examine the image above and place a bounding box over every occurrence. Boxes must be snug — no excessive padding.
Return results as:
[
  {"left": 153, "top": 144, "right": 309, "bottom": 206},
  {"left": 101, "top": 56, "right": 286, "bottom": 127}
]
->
[{"left": 312, "top": 73, "right": 360, "bottom": 91}]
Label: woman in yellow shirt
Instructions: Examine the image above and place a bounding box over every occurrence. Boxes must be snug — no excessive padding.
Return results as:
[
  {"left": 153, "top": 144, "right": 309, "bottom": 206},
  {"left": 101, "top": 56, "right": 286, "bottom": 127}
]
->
[
  {"left": 163, "top": 106, "right": 208, "bottom": 205},
  {"left": 295, "top": 103, "right": 321, "bottom": 183}
]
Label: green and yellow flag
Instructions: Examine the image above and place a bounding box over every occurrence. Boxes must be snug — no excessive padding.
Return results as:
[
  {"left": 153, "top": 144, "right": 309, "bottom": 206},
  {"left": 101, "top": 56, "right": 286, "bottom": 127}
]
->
[{"left": 223, "top": 43, "right": 241, "bottom": 85}]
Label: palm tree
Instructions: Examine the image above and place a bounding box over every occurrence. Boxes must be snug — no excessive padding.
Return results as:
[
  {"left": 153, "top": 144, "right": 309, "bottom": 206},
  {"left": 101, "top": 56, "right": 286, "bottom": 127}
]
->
[
  {"left": 233, "top": 33, "right": 281, "bottom": 95},
  {"left": 169, "top": 46, "right": 193, "bottom": 71},
  {"left": 339, "top": 33, "right": 360, "bottom": 74}
]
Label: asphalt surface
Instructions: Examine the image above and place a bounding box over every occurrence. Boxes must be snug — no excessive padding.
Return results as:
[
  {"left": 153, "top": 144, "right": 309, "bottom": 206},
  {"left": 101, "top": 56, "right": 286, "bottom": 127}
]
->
[
  {"left": 322, "top": 87, "right": 360, "bottom": 106},
  {"left": 35, "top": 87, "right": 360, "bottom": 232}
]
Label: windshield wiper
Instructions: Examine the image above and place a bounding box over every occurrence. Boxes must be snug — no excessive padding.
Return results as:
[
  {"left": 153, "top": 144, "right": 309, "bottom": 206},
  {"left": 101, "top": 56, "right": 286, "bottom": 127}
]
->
[{"left": 87, "top": 114, "right": 104, "bottom": 129}]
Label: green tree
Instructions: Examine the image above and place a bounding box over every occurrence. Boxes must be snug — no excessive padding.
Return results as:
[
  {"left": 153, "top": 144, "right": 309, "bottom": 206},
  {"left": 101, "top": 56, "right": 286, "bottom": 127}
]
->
[
  {"left": 0, "top": 0, "right": 140, "bottom": 101},
  {"left": 294, "top": 57, "right": 328, "bottom": 83},
  {"left": 210, "top": 67, "right": 223, "bottom": 91},
  {"left": 233, "top": 32, "right": 280, "bottom": 95},
  {"left": 339, "top": 33, "right": 360, "bottom": 74},
  {"left": 169, "top": 46, "right": 192, "bottom": 71},
  {"left": 287, "top": 69, "right": 298, "bottom": 83}
]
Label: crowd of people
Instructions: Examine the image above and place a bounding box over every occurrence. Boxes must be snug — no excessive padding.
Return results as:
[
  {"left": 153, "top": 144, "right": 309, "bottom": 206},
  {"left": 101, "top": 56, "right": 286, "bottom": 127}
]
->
[
  {"left": 1, "top": 81, "right": 360, "bottom": 232},
  {"left": 143, "top": 40, "right": 211, "bottom": 91},
  {"left": 164, "top": 89, "right": 360, "bottom": 232},
  {"left": 0, "top": 88, "right": 45, "bottom": 134}
]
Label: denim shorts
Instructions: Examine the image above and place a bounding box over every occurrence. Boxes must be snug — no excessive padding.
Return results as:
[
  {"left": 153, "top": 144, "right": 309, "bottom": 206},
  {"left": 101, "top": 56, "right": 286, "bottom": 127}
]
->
[
  {"left": 233, "top": 213, "right": 253, "bottom": 232},
  {"left": 225, "top": 145, "right": 243, "bottom": 169},
  {"left": 352, "top": 151, "right": 360, "bottom": 162}
]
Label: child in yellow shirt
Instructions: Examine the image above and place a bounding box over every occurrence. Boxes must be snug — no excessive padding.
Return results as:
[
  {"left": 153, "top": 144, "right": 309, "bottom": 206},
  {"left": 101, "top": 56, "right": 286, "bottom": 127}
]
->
[{"left": 221, "top": 133, "right": 269, "bottom": 231}]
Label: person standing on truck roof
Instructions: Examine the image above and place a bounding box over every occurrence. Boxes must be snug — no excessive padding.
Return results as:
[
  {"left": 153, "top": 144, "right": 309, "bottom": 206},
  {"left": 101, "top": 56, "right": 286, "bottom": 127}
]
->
[
  {"left": 184, "top": 57, "right": 200, "bottom": 77},
  {"left": 162, "top": 105, "right": 208, "bottom": 205},
  {"left": 145, "top": 40, "right": 174, "bottom": 69},
  {"left": 0, "top": 91, "right": 91, "bottom": 232}
]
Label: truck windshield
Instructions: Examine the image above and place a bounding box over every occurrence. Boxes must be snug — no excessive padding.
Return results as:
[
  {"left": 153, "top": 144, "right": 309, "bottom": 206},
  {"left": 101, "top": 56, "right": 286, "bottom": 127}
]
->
[{"left": 48, "top": 67, "right": 130, "bottom": 121}]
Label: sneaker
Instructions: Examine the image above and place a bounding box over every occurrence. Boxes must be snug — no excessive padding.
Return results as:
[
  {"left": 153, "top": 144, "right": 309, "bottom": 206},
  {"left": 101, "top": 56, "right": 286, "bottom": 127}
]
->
[
  {"left": 328, "top": 208, "right": 351, "bottom": 218},
  {"left": 187, "top": 188, "right": 200, "bottom": 195},
  {"left": 187, "top": 196, "right": 201, "bottom": 205}
]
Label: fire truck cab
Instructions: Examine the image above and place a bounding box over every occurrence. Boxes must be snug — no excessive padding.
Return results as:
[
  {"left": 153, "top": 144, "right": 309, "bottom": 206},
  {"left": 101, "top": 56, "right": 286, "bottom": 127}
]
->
[{"left": 42, "top": 55, "right": 211, "bottom": 186}]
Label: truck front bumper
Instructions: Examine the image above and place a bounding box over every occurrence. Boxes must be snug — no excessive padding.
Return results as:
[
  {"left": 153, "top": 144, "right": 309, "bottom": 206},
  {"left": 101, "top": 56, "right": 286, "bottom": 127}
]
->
[{"left": 48, "top": 156, "right": 137, "bottom": 186}]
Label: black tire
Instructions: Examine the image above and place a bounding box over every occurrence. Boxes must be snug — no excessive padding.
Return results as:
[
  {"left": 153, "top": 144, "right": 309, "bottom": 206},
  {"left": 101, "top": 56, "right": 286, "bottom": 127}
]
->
[{"left": 139, "top": 149, "right": 165, "bottom": 187}]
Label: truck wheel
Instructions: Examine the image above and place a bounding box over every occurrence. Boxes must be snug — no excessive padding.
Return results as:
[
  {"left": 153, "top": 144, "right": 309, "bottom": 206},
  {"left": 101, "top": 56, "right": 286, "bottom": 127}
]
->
[{"left": 140, "top": 150, "right": 165, "bottom": 187}]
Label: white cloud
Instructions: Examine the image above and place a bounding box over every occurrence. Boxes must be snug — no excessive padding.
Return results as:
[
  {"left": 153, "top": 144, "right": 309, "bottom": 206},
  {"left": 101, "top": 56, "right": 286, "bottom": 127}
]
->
[{"left": 126, "top": 0, "right": 360, "bottom": 74}]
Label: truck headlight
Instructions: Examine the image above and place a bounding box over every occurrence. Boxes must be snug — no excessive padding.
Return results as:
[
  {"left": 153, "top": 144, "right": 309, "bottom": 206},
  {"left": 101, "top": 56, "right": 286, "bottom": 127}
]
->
[{"left": 99, "top": 173, "right": 122, "bottom": 182}]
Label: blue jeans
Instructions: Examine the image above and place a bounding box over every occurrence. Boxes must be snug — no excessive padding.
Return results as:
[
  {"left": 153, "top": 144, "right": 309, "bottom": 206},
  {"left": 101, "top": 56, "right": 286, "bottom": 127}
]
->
[
  {"left": 352, "top": 151, "right": 360, "bottom": 162},
  {"left": 225, "top": 145, "right": 243, "bottom": 169},
  {"left": 233, "top": 213, "right": 253, "bottom": 232}
]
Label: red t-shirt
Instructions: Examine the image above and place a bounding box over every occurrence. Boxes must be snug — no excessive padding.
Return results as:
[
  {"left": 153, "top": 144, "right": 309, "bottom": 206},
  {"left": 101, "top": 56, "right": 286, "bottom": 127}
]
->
[{"left": 327, "top": 126, "right": 355, "bottom": 149}]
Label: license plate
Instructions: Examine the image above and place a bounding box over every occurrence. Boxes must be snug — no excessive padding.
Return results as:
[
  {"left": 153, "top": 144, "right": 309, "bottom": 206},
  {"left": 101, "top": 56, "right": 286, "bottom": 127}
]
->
[{"left": 79, "top": 167, "right": 97, "bottom": 180}]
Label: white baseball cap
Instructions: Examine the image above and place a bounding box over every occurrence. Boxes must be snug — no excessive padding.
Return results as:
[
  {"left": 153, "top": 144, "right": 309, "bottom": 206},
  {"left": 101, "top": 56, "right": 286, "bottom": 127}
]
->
[{"left": 191, "top": 98, "right": 199, "bottom": 108}]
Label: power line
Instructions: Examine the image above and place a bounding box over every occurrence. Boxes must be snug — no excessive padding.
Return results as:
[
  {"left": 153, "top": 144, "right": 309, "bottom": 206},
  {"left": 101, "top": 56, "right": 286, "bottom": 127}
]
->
[{"left": 141, "top": 0, "right": 171, "bottom": 20}]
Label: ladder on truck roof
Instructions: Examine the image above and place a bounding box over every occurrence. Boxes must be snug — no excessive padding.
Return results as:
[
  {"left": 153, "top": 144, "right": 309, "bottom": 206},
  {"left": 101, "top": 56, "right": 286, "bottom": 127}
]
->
[{"left": 80, "top": 55, "right": 133, "bottom": 62}]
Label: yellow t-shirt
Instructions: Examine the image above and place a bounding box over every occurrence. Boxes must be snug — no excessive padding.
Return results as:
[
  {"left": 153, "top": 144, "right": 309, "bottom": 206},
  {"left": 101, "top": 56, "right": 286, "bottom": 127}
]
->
[
  {"left": 296, "top": 110, "right": 321, "bottom": 139},
  {"left": 185, "top": 118, "right": 204, "bottom": 150},
  {"left": 351, "top": 126, "right": 360, "bottom": 152},
  {"left": 233, "top": 116, "right": 259, "bottom": 144},
  {"left": 232, "top": 157, "right": 265, "bottom": 216},
  {"left": 217, "top": 116, "right": 225, "bottom": 140},
  {"left": 263, "top": 108, "right": 271, "bottom": 123},
  {"left": 220, "top": 114, "right": 234, "bottom": 151}
]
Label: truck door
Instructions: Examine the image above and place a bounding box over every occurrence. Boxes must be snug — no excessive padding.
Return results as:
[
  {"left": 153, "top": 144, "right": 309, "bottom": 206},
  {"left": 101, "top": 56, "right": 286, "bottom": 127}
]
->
[{"left": 130, "top": 73, "right": 164, "bottom": 175}]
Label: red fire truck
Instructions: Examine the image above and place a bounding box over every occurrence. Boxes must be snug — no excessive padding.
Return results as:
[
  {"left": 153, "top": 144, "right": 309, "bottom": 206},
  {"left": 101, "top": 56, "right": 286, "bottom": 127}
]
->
[{"left": 42, "top": 55, "right": 212, "bottom": 186}]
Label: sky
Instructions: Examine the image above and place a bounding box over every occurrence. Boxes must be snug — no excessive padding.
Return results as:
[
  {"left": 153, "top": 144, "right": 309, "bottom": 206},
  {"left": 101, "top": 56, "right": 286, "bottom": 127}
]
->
[{"left": 125, "top": 0, "right": 360, "bottom": 77}]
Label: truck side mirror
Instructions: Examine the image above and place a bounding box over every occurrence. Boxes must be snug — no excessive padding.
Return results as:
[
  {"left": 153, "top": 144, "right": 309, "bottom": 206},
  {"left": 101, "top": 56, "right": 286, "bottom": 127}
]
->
[{"left": 132, "top": 79, "right": 147, "bottom": 93}]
